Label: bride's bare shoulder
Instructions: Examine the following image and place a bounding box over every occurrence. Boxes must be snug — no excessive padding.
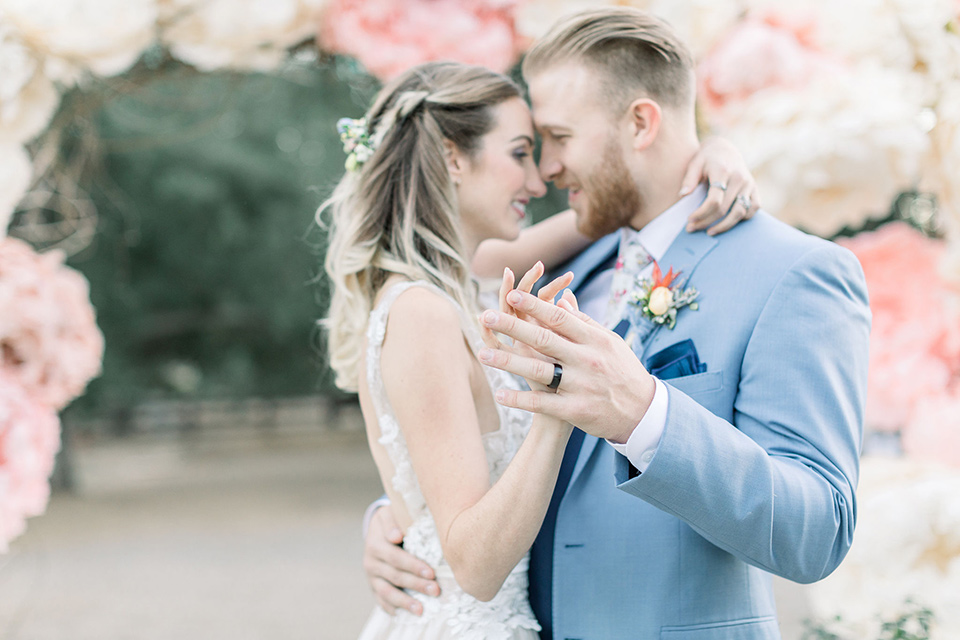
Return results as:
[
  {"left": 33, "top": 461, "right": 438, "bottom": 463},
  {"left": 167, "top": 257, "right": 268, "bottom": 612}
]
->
[{"left": 380, "top": 285, "right": 470, "bottom": 373}]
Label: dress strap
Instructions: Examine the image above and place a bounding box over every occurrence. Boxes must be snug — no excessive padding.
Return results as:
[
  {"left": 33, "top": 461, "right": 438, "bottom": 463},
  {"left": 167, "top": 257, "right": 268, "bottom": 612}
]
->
[
  {"left": 367, "top": 280, "right": 479, "bottom": 351},
  {"left": 365, "top": 281, "right": 474, "bottom": 421}
]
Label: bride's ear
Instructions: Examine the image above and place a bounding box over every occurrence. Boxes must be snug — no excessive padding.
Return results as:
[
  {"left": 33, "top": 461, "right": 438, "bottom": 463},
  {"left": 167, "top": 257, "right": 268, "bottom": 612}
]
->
[{"left": 443, "top": 139, "right": 465, "bottom": 186}]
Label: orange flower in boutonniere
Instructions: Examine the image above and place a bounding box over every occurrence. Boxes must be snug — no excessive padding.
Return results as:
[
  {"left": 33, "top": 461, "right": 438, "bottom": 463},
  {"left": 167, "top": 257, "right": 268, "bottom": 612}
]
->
[{"left": 629, "top": 261, "right": 699, "bottom": 330}]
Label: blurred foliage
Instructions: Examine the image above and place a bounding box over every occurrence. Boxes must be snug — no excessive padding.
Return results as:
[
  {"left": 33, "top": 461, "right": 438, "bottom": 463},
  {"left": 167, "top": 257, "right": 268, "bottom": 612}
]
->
[
  {"left": 802, "top": 601, "right": 935, "bottom": 640},
  {"left": 60, "top": 59, "right": 357, "bottom": 415},
  {"left": 41, "top": 56, "right": 566, "bottom": 420}
]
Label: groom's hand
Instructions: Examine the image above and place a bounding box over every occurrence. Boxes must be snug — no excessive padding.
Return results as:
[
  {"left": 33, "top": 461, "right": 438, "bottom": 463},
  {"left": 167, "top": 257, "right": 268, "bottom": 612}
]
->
[
  {"left": 363, "top": 506, "right": 440, "bottom": 615},
  {"left": 478, "top": 290, "right": 656, "bottom": 444}
]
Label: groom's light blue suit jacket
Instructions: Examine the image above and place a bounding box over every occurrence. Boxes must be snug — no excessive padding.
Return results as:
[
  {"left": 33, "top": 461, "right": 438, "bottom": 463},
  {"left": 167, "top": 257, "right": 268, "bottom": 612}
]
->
[{"left": 533, "top": 212, "right": 870, "bottom": 639}]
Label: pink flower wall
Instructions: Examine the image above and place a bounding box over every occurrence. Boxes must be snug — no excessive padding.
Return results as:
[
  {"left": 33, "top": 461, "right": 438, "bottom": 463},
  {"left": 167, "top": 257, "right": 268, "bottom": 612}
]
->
[
  {"left": 320, "top": 0, "right": 521, "bottom": 80},
  {"left": 0, "top": 237, "right": 103, "bottom": 550},
  {"left": 839, "top": 223, "right": 960, "bottom": 466},
  {"left": 0, "top": 373, "right": 60, "bottom": 553}
]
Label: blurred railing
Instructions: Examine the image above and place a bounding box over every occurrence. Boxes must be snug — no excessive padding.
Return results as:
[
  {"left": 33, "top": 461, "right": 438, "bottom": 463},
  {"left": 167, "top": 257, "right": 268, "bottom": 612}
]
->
[{"left": 52, "top": 394, "right": 363, "bottom": 491}]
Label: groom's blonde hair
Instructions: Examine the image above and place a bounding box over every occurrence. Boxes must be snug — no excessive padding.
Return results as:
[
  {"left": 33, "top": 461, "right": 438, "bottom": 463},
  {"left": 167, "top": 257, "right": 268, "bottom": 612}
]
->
[{"left": 522, "top": 7, "right": 695, "bottom": 112}]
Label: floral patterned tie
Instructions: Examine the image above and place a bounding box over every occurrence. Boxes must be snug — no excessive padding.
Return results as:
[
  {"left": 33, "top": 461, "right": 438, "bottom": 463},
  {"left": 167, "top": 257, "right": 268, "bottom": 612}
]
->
[{"left": 605, "top": 235, "right": 653, "bottom": 328}]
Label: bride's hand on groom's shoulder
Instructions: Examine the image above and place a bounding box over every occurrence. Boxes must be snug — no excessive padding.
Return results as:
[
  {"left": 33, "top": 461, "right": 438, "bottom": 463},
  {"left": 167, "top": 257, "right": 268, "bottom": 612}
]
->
[
  {"left": 681, "top": 136, "right": 762, "bottom": 236},
  {"left": 363, "top": 506, "right": 440, "bottom": 616}
]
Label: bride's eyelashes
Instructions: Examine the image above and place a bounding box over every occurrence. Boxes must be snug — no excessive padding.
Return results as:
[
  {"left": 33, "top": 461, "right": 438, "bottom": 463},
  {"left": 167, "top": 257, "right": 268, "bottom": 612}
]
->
[{"left": 512, "top": 147, "right": 531, "bottom": 164}]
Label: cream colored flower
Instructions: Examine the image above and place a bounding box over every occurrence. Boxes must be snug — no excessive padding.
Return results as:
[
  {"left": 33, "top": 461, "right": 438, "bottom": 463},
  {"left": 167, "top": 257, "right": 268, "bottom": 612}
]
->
[
  {"left": 515, "top": 0, "right": 626, "bottom": 41},
  {"left": 0, "top": 144, "right": 31, "bottom": 236},
  {"left": 0, "top": 0, "right": 157, "bottom": 83},
  {"left": 647, "top": 0, "right": 743, "bottom": 59},
  {"left": 707, "top": 62, "right": 929, "bottom": 237},
  {"left": 160, "top": 0, "right": 326, "bottom": 72},
  {"left": 921, "top": 82, "right": 960, "bottom": 282},
  {"left": 806, "top": 456, "right": 960, "bottom": 637},
  {"left": 0, "top": 17, "right": 58, "bottom": 145},
  {"left": 647, "top": 286, "right": 674, "bottom": 316}
]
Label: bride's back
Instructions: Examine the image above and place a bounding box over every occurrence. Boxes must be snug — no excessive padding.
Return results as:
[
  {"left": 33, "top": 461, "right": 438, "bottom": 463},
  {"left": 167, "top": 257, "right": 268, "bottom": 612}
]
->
[{"left": 358, "top": 278, "right": 502, "bottom": 533}]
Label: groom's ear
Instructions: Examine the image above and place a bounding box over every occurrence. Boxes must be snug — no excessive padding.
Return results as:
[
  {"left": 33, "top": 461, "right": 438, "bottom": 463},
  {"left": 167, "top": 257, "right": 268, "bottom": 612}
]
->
[{"left": 626, "top": 99, "right": 661, "bottom": 152}]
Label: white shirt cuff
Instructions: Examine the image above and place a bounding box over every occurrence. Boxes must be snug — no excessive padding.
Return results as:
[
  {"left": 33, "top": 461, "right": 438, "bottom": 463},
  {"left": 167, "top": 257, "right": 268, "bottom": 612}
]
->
[
  {"left": 362, "top": 497, "right": 391, "bottom": 538},
  {"left": 607, "top": 377, "right": 668, "bottom": 473}
]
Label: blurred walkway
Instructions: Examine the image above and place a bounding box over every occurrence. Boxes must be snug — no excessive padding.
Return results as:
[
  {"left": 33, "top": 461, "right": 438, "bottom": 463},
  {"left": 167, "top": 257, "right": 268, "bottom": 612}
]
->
[
  {"left": 0, "top": 407, "right": 810, "bottom": 639},
  {"left": 0, "top": 411, "right": 380, "bottom": 640}
]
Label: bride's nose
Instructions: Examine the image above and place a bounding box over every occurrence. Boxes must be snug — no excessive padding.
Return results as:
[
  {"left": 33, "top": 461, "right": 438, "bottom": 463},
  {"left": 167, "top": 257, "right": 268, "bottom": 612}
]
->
[{"left": 526, "top": 166, "right": 547, "bottom": 198}]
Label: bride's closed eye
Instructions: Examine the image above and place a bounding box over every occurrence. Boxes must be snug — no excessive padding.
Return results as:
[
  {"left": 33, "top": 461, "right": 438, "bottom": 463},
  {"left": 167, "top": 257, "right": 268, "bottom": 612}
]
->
[{"left": 512, "top": 147, "right": 531, "bottom": 163}]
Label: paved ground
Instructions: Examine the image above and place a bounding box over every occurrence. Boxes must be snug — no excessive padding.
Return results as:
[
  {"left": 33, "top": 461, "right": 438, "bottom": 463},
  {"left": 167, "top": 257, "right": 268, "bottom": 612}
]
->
[{"left": 0, "top": 410, "right": 811, "bottom": 639}]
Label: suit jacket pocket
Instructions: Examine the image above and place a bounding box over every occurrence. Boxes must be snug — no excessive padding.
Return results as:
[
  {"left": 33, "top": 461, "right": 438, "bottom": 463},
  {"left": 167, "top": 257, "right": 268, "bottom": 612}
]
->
[
  {"left": 663, "top": 370, "right": 723, "bottom": 396},
  {"left": 661, "top": 615, "right": 780, "bottom": 639}
]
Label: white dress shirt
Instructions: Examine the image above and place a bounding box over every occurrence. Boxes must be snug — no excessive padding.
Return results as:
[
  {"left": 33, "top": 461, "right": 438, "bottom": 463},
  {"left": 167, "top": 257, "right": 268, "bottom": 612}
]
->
[{"left": 578, "top": 185, "right": 707, "bottom": 473}]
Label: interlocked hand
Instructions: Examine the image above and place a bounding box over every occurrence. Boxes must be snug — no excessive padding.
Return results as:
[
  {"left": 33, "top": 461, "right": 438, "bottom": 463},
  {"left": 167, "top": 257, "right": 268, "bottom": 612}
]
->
[
  {"left": 478, "top": 290, "right": 655, "bottom": 443},
  {"left": 479, "top": 261, "right": 576, "bottom": 393}
]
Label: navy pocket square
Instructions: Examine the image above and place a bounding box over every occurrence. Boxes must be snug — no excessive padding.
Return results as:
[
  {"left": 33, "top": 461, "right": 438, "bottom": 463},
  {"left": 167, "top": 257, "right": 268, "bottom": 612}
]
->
[{"left": 644, "top": 339, "right": 706, "bottom": 380}]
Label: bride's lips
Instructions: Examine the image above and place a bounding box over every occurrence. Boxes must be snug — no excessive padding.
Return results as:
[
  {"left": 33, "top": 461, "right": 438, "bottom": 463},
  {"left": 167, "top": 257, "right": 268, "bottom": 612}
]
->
[{"left": 511, "top": 200, "right": 527, "bottom": 219}]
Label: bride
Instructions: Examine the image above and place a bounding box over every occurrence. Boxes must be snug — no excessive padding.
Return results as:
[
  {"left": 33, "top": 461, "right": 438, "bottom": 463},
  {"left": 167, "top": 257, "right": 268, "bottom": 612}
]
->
[{"left": 321, "top": 61, "right": 755, "bottom": 638}]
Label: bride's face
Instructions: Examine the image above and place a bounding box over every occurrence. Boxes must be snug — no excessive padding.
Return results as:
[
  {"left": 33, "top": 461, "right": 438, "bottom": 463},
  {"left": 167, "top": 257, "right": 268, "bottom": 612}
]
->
[{"left": 454, "top": 97, "right": 546, "bottom": 249}]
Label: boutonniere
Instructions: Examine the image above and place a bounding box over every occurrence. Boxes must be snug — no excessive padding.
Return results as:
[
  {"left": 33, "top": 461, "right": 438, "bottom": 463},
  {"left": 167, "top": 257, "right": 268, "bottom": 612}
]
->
[{"left": 629, "top": 261, "right": 699, "bottom": 330}]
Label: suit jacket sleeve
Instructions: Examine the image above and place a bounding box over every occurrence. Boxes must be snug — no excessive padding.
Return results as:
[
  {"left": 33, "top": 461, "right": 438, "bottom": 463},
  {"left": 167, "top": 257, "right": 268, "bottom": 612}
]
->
[{"left": 614, "top": 243, "right": 871, "bottom": 584}]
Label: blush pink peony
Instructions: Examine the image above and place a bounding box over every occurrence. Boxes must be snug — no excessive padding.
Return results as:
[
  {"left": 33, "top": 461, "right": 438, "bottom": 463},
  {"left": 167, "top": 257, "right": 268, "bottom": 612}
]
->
[
  {"left": 838, "top": 222, "right": 960, "bottom": 432},
  {"left": 698, "top": 14, "right": 826, "bottom": 113},
  {"left": 0, "top": 237, "right": 104, "bottom": 410},
  {"left": 903, "top": 390, "right": 960, "bottom": 469},
  {"left": 320, "top": 0, "right": 520, "bottom": 80},
  {"left": 0, "top": 373, "right": 60, "bottom": 552}
]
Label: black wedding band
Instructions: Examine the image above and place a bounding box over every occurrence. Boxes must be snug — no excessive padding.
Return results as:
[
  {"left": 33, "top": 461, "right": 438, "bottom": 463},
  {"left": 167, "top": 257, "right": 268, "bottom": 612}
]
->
[{"left": 547, "top": 363, "right": 562, "bottom": 391}]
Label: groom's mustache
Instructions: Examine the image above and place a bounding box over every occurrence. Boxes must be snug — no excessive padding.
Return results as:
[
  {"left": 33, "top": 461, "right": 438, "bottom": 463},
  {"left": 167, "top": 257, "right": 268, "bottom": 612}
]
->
[{"left": 551, "top": 175, "right": 578, "bottom": 191}]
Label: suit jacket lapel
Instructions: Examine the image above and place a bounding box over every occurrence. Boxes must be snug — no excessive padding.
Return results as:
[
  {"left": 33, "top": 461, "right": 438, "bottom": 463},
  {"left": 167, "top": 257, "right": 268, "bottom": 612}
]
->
[
  {"left": 636, "top": 230, "right": 718, "bottom": 362},
  {"left": 565, "top": 232, "right": 619, "bottom": 296},
  {"left": 565, "top": 230, "right": 718, "bottom": 490}
]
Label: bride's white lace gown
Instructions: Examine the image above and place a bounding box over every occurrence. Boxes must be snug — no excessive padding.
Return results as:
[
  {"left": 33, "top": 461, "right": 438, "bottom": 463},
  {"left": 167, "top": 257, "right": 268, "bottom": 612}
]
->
[{"left": 357, "top": 281, "right": 541, "bottom": 640}]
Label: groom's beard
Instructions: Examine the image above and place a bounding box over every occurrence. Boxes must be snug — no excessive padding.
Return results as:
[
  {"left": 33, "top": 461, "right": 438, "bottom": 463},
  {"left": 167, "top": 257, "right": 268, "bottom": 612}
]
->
[{"left": 575, "top": 136, "right": 641, "bottom": 240}]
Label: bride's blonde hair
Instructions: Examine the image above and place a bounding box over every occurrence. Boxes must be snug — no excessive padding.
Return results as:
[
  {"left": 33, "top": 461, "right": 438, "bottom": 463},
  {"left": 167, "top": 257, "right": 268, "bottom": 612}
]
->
[{"left": 320, "top": 62, "right": 522, "bottom": 392}]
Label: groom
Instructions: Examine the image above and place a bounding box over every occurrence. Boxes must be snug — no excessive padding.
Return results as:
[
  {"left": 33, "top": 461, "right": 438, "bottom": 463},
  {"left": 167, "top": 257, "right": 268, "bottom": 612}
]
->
[{"left": 367, "top": 8, "right": 870, "bottom": 639}]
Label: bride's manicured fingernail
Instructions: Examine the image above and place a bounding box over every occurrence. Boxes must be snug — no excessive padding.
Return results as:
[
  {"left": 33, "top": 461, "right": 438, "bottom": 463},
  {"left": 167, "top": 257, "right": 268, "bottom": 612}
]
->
[
  {"left": 495, "top": 390, "right": 506, "bottom": 402},
  {"left": 420, "top": 569, "right": 433, "bottom": 579},
  {"left": 478, "top": 348, "right": 492, "bottom": 362},
  {"left": 426, "top": 584, "right": 440, "bottom": 596},
  {"left": 481, "top": 310, "right": 498, "bottom": 324},
  {"left": 507, "top": 291, "right": 522, "bottom": 305}
]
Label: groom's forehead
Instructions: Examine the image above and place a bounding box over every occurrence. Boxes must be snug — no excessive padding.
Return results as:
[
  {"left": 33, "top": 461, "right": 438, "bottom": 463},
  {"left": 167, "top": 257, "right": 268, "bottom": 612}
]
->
[
  {"left": 528, "top": 63, "right": 596, "bottom": 100},
  {"left": 529, "top": 67, "right": 608, "bottom": 129}
]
